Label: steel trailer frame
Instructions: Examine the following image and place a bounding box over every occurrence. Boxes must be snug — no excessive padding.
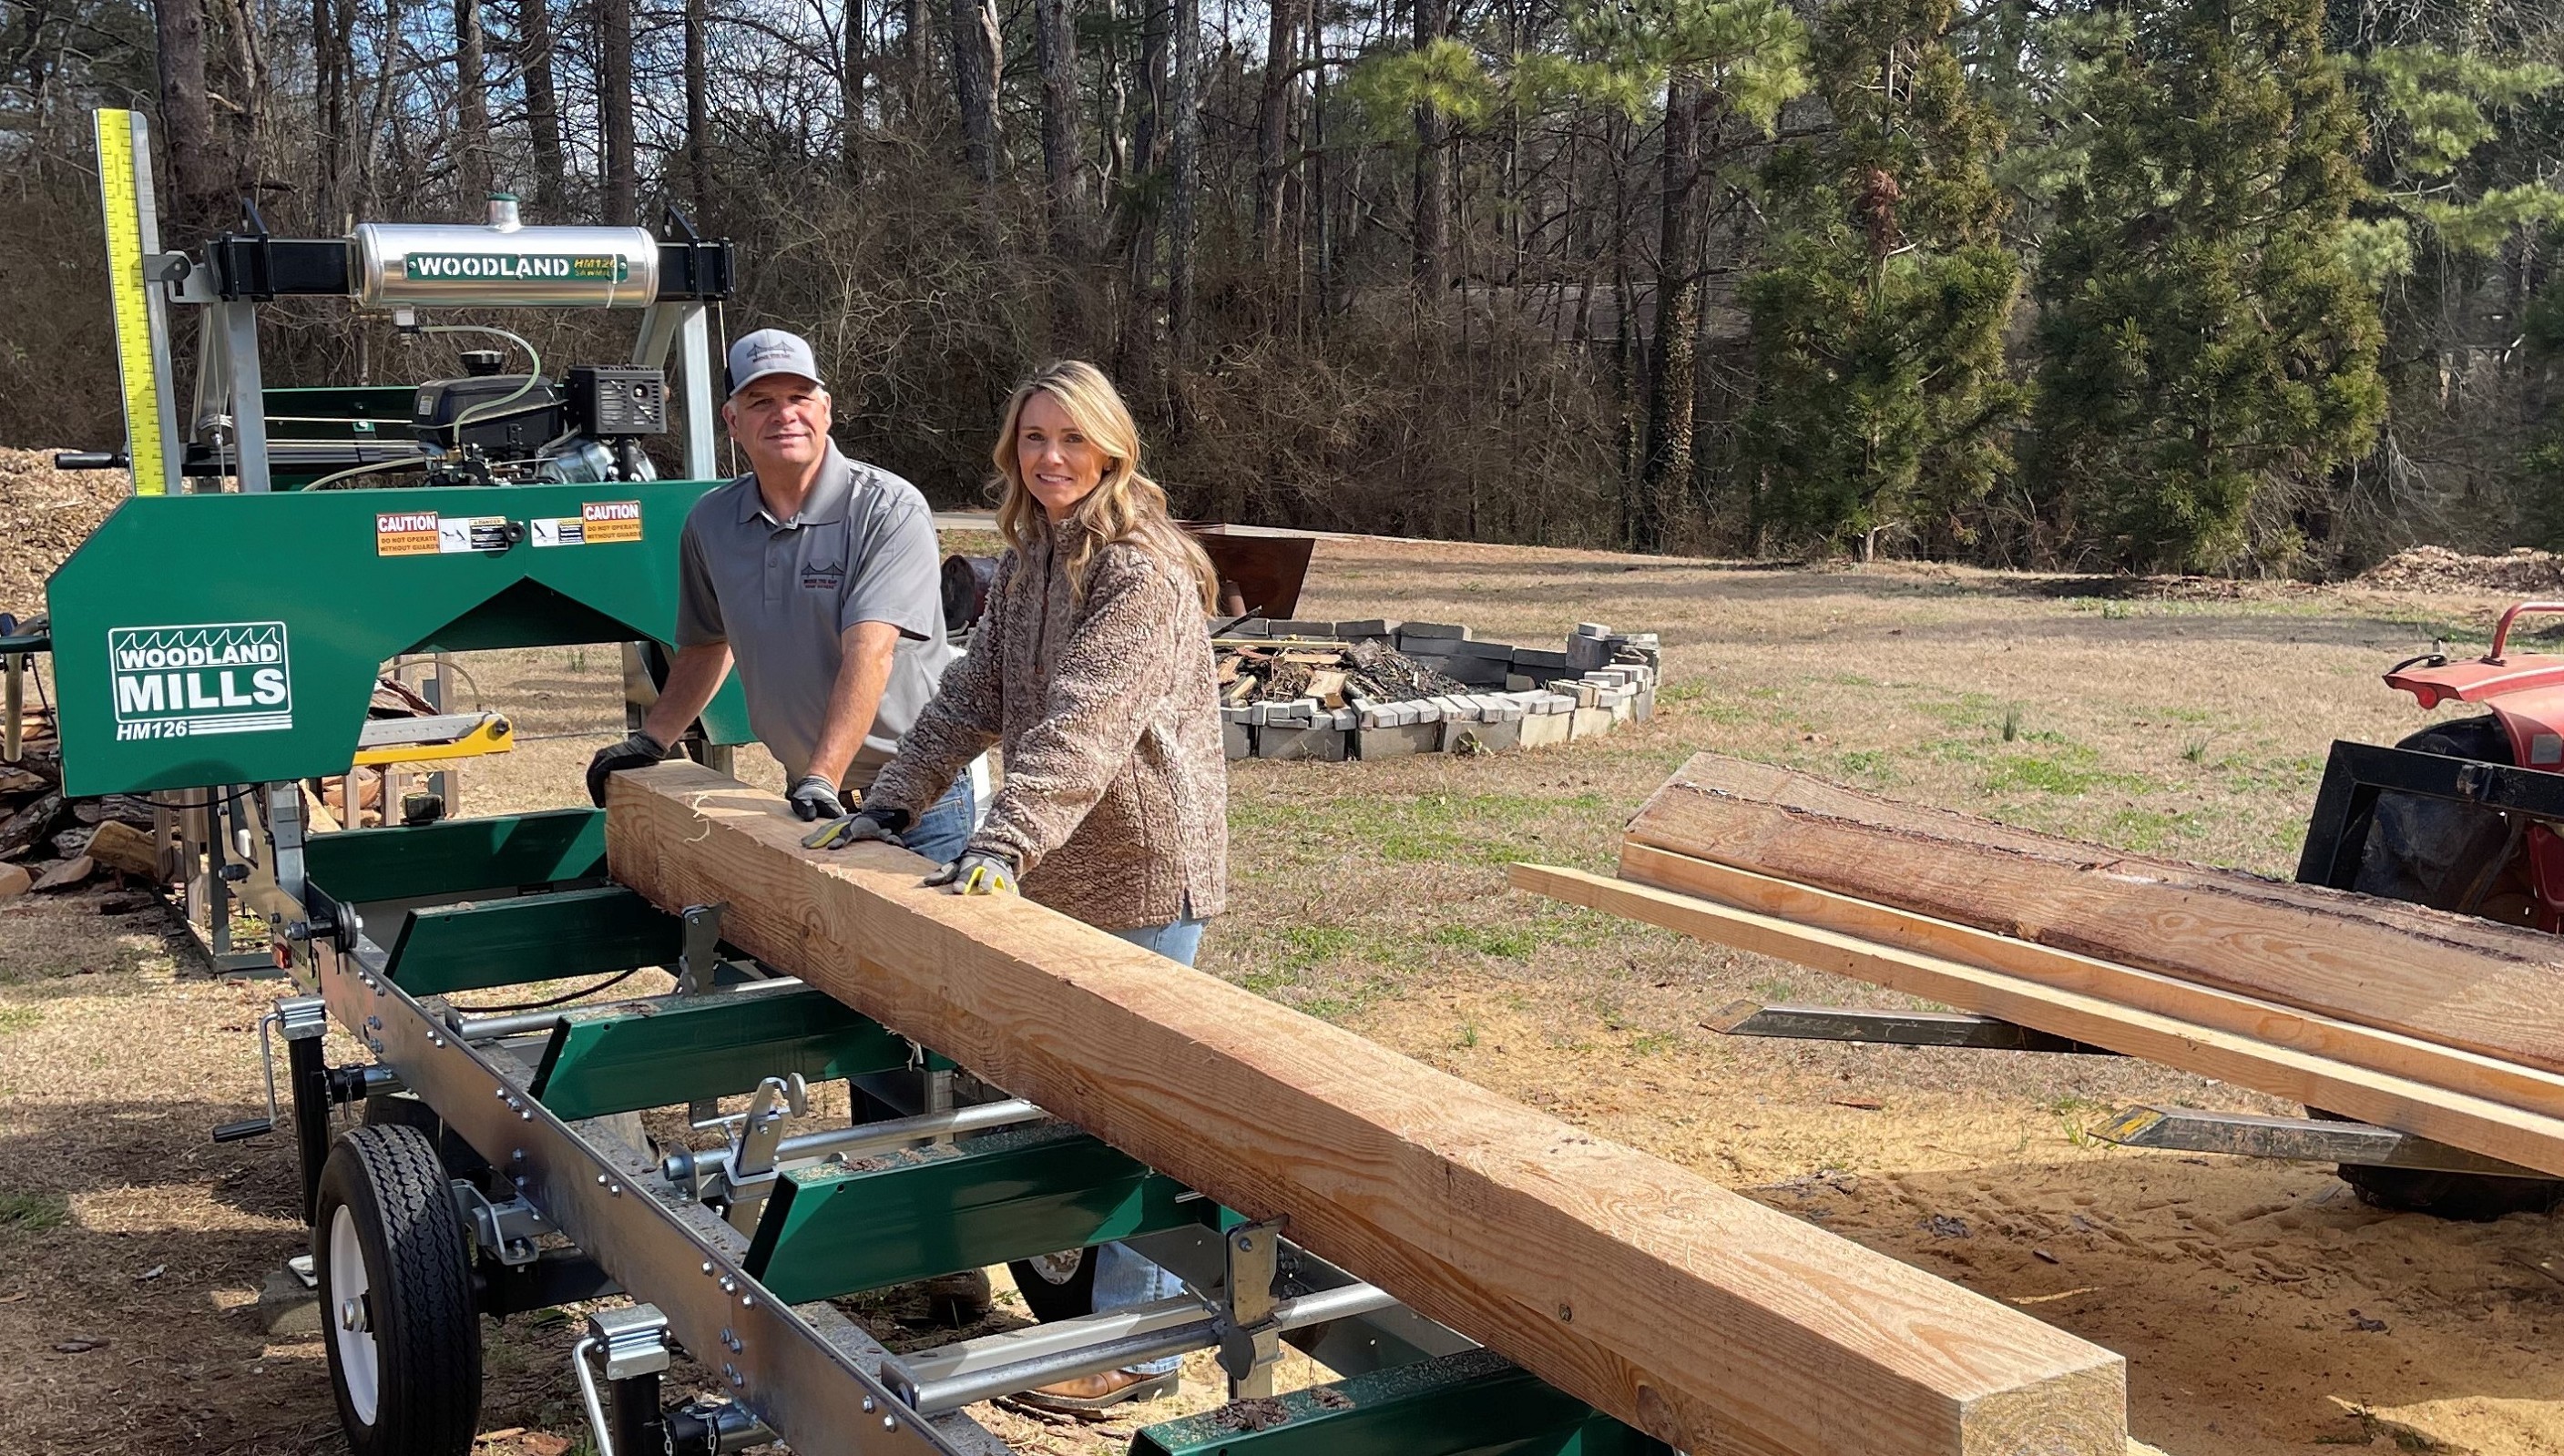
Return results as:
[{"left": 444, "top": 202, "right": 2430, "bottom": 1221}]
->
[{"left": 244, "top": 805, "right": 1661, "bottom": 1456}]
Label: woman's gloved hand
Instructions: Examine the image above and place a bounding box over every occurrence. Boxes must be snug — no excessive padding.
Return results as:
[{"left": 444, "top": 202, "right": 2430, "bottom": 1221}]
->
[{"left": 924, "top": 850, "right": 1018, "bottom": 895}]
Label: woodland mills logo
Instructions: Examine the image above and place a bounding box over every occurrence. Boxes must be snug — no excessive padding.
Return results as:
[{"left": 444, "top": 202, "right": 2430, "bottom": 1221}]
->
[{"left": 107, "top": 622, "right": 292, "bottom": 740}]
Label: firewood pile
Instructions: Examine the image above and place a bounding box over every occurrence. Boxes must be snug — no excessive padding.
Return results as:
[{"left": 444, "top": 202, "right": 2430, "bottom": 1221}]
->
[
  {"left": 0, "top": 699, "right": 161, "bottom": 902},
  {"left": 0, "top": 671, "right": 449, "bottom": 904},
  {"left": 1213, "top": 616, "right": 1661, "bottom": 762}
]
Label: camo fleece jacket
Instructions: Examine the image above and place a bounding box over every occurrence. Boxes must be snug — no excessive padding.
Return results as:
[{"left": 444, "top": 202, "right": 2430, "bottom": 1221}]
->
[{"left": 864, "top": 523, "right": 1228, "bottom": 932}]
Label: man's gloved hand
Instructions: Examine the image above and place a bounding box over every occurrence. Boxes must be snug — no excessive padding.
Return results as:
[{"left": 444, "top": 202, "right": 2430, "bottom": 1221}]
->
[
  {"left": 802, "top": 806, "right": 911, "bottom": 851},
  {"left": 924, "top": 850, "right": 1017, "bottom": 896},
  {"left": 787, "top": 775, "right": 847, "bottom": 822},
  {"left": 586, "top": 731, "right": 669, "bottom": 806}
]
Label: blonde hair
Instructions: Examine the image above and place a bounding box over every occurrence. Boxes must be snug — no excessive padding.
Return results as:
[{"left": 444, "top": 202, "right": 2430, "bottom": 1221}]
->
[{"left": 991, "top": 361, "right": 1219, "bottom": 611}]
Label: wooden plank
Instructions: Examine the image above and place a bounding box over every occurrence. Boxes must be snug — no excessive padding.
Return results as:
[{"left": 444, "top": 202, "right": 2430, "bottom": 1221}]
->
[
  {"left": 1627, "top": 753, "right": 2564, "bottom": 1075},
  {"left": 1619, "top": 843, "right": 2564, "bottom": 1125},
  {"left": 608, "top": 763, "right": 2126, "bottom": 1456},
  {"left": 1513, "top": 862, "right": 2564, "bottom": 1179}
]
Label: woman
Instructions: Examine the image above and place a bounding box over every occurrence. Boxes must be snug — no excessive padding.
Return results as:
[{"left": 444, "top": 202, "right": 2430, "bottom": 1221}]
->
[{"left": 821, "top": 360, "right": 1226, "bottom": 1412}]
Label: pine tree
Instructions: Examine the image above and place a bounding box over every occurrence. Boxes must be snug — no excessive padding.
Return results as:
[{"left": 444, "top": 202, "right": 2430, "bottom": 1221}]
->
[
  {"left": 2028, "top": 0, "right": 2385, "bottom": 573},
  {"left": 1739, "top": 0, "right": 2025, "bottom": 558}
]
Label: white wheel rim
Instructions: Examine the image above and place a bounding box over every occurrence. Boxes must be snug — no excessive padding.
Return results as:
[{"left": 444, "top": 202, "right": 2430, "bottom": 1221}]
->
[{"left": 329, "top": 1204, "right": 382, "bottom": 1427}]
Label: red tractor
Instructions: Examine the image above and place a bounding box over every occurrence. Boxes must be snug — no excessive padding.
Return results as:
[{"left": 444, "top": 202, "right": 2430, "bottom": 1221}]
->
[{"left": 2297, "top": 601, "right": 2564, "bottom": 1216}]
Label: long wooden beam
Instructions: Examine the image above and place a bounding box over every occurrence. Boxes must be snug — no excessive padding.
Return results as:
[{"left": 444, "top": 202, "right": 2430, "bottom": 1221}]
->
[
  {"left": 1626, "top": 754, "right": 2564, "bottom": 1075},
  {"left": 1619, "top": 843, "right": 2564, "bottom": 1124},
  {"left": 1512, "top": 862, "right": 2564, "bottom": 1179},
  {"left": 608, "top": 763, "right": 2127, "bottom": 1456}
]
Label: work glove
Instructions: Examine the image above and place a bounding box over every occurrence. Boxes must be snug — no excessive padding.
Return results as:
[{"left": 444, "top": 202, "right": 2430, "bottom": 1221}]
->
[
  {"left": 586, "top": 730, "right": 669, "bottom": 806},
  {"left": 924, "top": 849, "right": 1018, "bottom": 896},
  {"left": 802, "top": 806, "right": 912, "bottom": 851},
  {"left": 787, "top": 775, "right": 847, "bottom": 822}
]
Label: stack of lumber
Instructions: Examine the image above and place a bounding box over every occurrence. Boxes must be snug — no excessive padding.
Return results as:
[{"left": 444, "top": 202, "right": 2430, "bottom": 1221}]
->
[
  {"left": 608, "top": 762, "right": 2129, "bottom": 1456},
  {"left": 1513, "top": 753, "right": 2564, "bottom": 1179}
]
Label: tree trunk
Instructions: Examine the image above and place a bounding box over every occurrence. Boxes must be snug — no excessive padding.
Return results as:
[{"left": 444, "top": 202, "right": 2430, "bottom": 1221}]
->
[
  {"left": 153, "top": 0, "right": 221, "bottom": 240},
  {"left": 683, "top": 0, "right": 709, "bottom": 219},
  {"left": 946, "top": 0, "right": 1000, "bottom": 188},
  {"left": 312, "top": 0, "right": 353, "bottom": 229},
  {"left": 599, "top": 0, "right": 637, "bottom": 223},
  {"left": 1411, "top": 0, "right": 1448, "bottom": 300},
  {"left": 1099, "top": 0, "right": 1128, "bottom": 185},
  {"left": 454, "top": 0, "right": 491, "bottom": 206},
  {"left": 901, "top": 0, "right": 929, "bottom": 125},
  {"left": 1033, "top": 0, "right": 1083, "bottom": 250},
  {"left": 1114, "top": 0, "right": 1169, "bottom": 390},
  {"left": 1305, "top": 0, "right": 1327, "bottom": 327},
  {"left": 1254, "top": 0, "right": 1299, "bottom": 280},
  {"left": 517, "top": 0, "right": 566, "bottom": 216},
  {"left": 1640, "top": 88, "right": 1708, "bottom": 552},
  {"left": 841, "top": 0, "right": 865, "bottom": 180},
  {"left": 357, "top": 0, "right": 401, "bottom": 216},
  {"left": 222, "top": 0, "right": 268, "bottom": 202},
  {"left": 1167, "top": 0, "right": 1200, "bottom": 372},
  {"left": 1636, "top": 70, "right": 1701, "bottom": 555}
]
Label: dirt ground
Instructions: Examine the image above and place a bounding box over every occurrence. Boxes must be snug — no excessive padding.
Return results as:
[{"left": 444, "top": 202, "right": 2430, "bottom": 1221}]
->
[{"left": 3, "top": 523, "right": 2560, "bottom": 1455}]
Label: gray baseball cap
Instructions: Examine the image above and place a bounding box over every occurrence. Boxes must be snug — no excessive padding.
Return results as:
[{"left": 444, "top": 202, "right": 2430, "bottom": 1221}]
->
[{"left": 725, "top": 329, "right": 823, "bottom": 397}]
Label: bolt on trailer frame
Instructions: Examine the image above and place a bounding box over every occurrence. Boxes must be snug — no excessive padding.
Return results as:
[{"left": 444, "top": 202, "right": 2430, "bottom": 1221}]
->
[{"left": 15, "top": 108, "right": 1679, "bottom": 1456}]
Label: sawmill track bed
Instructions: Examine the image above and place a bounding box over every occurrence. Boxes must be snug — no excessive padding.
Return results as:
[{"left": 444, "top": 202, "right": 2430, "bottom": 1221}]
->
[{"left": 2, "top": 529, "right": 2561, "bottom": 1455}]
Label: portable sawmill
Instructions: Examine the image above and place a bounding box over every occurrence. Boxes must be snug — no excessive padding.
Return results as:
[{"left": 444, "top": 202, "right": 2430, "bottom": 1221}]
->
[{"left": 8, "top": 110, "right": 1672, "bottom": 1456}]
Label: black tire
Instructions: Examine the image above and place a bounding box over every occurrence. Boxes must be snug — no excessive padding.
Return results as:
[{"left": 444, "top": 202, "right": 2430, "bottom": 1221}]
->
[
  {"left": 314, "top": 1124, "right": 484, "bottom": 1456},
  {"left": 1007, "top": 1248, "right": 1097, "bottom": 1323},
  {"left": 362, "top": 1094, "right": 491, "bottom": 1181},
  {"left": 2304, "top": 1109, "right": 2564, "bottom": 1220},
  {"left": 2327, "top": 724, "right": 2564, "bottom": 1217}
]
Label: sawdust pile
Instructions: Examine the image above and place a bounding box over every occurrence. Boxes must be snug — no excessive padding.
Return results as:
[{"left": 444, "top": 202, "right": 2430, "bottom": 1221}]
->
[
  {"left": 2356, "top": 545, "right": 2564, "bottom": 595},
  {"left": 0, "top": 449, "right": 127, "bottom": 618}
]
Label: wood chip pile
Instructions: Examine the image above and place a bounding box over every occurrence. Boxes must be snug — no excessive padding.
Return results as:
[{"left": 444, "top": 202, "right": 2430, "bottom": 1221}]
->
[{"left": 1214, "top": 617, "right": 1660, "bottom": 761}]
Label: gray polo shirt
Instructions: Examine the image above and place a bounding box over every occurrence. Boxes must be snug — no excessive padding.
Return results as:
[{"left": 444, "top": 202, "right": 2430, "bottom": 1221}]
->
[{"left": 674, "top": 444, "right": 955, "bottom": 791}]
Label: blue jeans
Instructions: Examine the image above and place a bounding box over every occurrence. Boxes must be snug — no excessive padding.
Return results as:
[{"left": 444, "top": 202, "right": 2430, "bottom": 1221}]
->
[
  {"left": 1093, "top": 911, "right": 1211, "bottom": 1375},
  {"left": 1111, "top": 914, "right": 1209, "bottom": 968},
  {"left": 898, "top": 777, "right": 976, "bottom": 866}
]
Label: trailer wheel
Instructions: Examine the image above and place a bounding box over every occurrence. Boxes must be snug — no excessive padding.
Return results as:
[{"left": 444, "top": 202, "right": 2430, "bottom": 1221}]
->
[
  {"left": 314, "top": 1124, "right": 484, "bottom": 1456},
  {"left": 362, "top": 1094, "right": 492, "bottom": 1180},
  {"left": 1007, "top": 1248, "right": 1097, "bottom": 1323},
  {"left": 2302, "top": 1109, "right": 2564, "bottom": 1221}
]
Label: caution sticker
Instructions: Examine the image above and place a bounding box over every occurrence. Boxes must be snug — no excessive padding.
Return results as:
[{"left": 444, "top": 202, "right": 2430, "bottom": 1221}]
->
[
  {"left": 530, "top": 516, "right": 586, "bottom": 547},
  {"left": 439, "top": 515, "right": 512, "bottom": 553},
  {"left": 375, "top": 510, "right": 441, "bottom": 556},
  {"left": 581, "top": 500, "right": 643, "bottom": 543}
]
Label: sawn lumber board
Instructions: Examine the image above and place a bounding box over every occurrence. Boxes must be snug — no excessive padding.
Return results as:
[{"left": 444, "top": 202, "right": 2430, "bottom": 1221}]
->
[
  {"left": 1511, "top": 863, "right": 2564, "bottom": 1179},
  {"left": 1628, "top": 754, "right": 2564, "bottom": 1076},
  {"left": 1619, "top": 843, "right": 2564, "bottom": 1125},
  {"left": 608, "top": 762, "right": 2127, "bottom": 1456}
]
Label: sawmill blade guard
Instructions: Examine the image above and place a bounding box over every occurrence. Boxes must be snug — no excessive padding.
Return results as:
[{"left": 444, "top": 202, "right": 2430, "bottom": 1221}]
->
[{"left": 43, "top": 484, "right": 753, "bottom": 797}]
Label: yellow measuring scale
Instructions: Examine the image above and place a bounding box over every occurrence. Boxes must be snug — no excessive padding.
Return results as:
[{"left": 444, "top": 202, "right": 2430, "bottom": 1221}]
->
[{"left": 94, "top": 108, "right": 182, "bottom": 496}]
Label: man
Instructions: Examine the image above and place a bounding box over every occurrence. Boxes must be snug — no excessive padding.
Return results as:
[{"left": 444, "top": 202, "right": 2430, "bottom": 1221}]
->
[{"left": 587, "top": 329, "right": 975, "bottom": 863}]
